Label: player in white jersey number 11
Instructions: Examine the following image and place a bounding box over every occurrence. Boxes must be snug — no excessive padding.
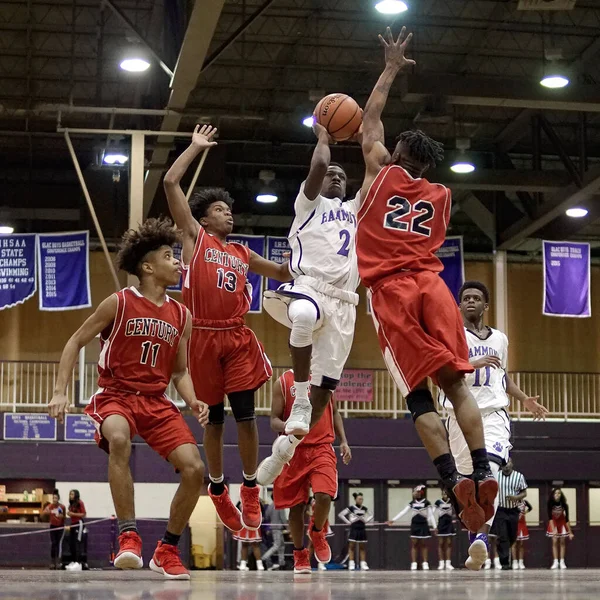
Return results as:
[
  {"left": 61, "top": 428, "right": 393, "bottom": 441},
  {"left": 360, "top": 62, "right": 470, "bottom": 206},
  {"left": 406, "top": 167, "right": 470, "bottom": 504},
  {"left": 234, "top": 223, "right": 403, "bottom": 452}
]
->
[
  {"left": 258, "top": 122, "right": 361, "bottom": 486},
  {"left": 445, "top": 280, "right": 548, "bottom": 571}
]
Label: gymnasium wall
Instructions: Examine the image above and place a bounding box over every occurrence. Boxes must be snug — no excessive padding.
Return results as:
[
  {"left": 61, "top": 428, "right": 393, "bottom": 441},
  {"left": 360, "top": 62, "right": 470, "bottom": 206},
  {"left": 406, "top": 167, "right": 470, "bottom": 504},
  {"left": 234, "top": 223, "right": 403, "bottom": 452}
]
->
[{"left": 0, "top": 252, "right": 599, "bottom": 372}]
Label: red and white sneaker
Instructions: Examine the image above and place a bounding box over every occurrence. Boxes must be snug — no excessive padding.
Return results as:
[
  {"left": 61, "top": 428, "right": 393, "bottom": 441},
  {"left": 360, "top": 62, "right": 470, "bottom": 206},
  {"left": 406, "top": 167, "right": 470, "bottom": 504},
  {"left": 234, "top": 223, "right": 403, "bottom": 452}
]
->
[
  {"left": 293, "top": 548, "right": 312, "bottom": 574},
  {"left": 149, "top": 541, "right": 190, "bottom": 580},
  {"left": 308, "top": 518, "right": 331, "bottom": 564},
  {"left": 208, "top": 484, "right": 243, "bottom": 532},
  {"left": 240, "top": 485, "right": 262, "bottom": 531},
  {"left": 114, "top": 531, "right": 143, "bottom": 570}
]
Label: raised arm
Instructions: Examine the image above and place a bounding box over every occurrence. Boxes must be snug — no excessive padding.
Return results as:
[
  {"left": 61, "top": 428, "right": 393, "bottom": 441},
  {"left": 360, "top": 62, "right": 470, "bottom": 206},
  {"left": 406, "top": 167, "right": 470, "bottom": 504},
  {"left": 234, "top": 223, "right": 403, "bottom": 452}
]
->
[
  {"left": 48, "top": 295, "right": 118, "bottom": 423},
  {"left": 171, "top": 310, "right": 209, "bottom": 427},
  {"left": 361, "top": 27, "right": 415, "bottom": 198},
  {"left": 303, "top": 123, "right": 334, "bottom": 201},
  {"left": 163, "top": 125, "right": 217, "bottom": 262},
  {"left": 249, "top": 250, "right": 293, "bottom": 282},
  {"left": 333, "top": 401, "right": 352, "bottom": 465},
  {"left": 270, "top": 377, "right": 287, "bottom": 433}
]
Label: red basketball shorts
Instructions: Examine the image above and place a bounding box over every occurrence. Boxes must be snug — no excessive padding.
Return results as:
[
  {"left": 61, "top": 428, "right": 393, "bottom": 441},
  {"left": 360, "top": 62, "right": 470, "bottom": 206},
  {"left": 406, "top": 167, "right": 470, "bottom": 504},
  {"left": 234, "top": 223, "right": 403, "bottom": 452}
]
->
[
  {"left": 85, "top": 389, "right": 197, "bottom": 459},
  {"left": 273, "top": 444, "right": 338, "bottom": 509},
  {"left": 369, "top": 270, "right": 473, "bottom": 395},
  {"left": 189, "top": 322, "right": 272, "bottom": 407}
]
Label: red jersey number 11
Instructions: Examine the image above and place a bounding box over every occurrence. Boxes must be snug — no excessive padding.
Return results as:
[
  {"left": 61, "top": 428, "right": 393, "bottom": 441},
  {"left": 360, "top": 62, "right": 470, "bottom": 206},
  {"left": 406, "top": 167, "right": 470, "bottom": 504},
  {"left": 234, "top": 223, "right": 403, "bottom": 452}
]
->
[{"left": 140, "top": 341, "right": 160, "bottom": 367}]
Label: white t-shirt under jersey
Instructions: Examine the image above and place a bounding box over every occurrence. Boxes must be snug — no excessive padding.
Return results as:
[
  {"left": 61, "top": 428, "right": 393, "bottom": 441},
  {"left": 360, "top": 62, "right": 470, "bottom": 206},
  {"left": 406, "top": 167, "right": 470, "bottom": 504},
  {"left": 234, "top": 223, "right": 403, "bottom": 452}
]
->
[
  {"left": 442, "top": 326, "right": 510, "bottom": 412},
  {"left": 287, "top": 182, "right": 360, "bottom": 293}
]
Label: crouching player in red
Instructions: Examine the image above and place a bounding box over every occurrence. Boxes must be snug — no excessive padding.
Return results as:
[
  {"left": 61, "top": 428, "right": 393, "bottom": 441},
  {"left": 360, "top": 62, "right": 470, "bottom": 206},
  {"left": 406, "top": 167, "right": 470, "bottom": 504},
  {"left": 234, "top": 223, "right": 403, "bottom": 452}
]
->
[
  {"left": 48, "top": 218, "right": 209, "bottom": 580},
  {"left": 270, "top": 370, "right": 351, "bottom": 574}
]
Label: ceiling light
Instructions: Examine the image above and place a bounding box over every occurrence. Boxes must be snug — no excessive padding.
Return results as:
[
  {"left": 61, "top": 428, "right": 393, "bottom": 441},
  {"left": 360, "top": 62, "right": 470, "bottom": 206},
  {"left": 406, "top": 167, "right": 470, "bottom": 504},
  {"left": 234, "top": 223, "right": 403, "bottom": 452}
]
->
[
  {"left": 256, "top": 194, "right": 278, "bottom": 204},
  {"left": 566, "top": 207, "right": 588, "bottom": 218},
  {"left": 103, "top": 153, "right": 129, "bottom": 165},
  {"left": 303, "top": 116, "right": 315, "bottom": 127},
  {"left": 0, "top": 225, "right": 14, "bottom": 234},
  {"left": 120, "top": 58, "right": 150, "bottom": 73},
  {"left": 375, "top": 0, "right": 408, "bottom": 14},
  {"left": 450, "top": 162, "right": 475, "bottom": 174},
  {"left": 540, "top": 74, "right": 569, "bottom": 89}
]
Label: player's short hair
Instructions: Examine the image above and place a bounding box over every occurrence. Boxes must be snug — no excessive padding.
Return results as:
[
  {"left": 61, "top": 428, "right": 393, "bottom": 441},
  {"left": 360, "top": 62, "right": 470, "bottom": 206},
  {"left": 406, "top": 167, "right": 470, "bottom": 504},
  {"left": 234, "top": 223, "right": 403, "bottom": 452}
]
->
[
  {"left": 396, "top": 129, "right": 444, "bottom": 168},
  {"left": 189, "top": 187, "right": 234, "bottom": 221},
  {"left": 116, "top": 217, "right": 181, "bottom": 276},
  {"left": 327, "top": 162, "right": 346, "bottom": 175},
  {"left": 459, "top": 280, "right": 490, "bottom": 304}
]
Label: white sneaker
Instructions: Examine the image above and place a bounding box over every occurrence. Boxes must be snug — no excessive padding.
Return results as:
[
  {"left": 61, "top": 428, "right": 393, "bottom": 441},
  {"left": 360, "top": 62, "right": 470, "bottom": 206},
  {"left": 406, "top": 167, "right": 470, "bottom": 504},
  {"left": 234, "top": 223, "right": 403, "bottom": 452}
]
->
[
  {"left": 484, "top": 558, "right": 491, "bottom": 570},
  {"left": 438, "top": 562, "right": 445, "bottom": 570},
  {"left": 410, "top": 562, "right": 418, "bottom": 571},
  {"left": 494, "top": 557, "right": 502, "bottom": 569},
  {"left": 257, "top": 436, "right": 296, "bottom": 486},
  {"left": 238, "top": 560, "right": 249, "bottom": 571},
  {"left": 256, "top": 560, "right": 265, "bottom": 571},
  {"left": 285, "top": 398, "right": 312, "bottom": 435},
  {"left": 66, "top": 562, "right": 82, "bottom": 571},
  {"left": 559, "top": 559, "right": 567, "bottom": 569},
  {"left": 318, "top": 562, "right": 326, "bottom": 571},
  {"left": 551, "top": 559, "right": 559, "bottom": 570},
  {"left": 465, "top": 538, "right": 488, "bottom": 571},
  {"left": 360, "top": 561, "right": 369, "bottom": 571},
  {"left": 348, "top": 560, "right": 356, "bottom": 571},
  {"left": 445, "top": 561, "right": 454, "bottom": 570},
  {"left": 422, "top": 562, "right": 429, "bottom": 570}
]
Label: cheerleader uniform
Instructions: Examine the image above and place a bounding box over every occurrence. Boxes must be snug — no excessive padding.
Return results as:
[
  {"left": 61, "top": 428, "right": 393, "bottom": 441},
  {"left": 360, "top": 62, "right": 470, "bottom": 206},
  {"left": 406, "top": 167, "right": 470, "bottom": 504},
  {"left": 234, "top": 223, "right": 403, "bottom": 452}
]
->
[
  {"left": 517, "top": 500, "right": 532, "bottom": 541},
  {"left": 339, "top": 504, "right": 373, "bottom": 543},
  {"left": 391, "top": 499, "right": 437, "bottom": 539},
  {"left": 546, "top": 503, "right": 570, "bottom": 538},
  {"left": 435, "top": 499, "right": 456, "bottom": 537}
]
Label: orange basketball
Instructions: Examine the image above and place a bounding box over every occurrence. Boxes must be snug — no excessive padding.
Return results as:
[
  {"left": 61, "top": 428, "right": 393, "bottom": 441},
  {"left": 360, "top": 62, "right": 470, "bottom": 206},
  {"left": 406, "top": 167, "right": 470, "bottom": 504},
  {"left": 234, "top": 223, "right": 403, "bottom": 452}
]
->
[{"left": 314, "top": 93, "right": 362, "bottom": 142}]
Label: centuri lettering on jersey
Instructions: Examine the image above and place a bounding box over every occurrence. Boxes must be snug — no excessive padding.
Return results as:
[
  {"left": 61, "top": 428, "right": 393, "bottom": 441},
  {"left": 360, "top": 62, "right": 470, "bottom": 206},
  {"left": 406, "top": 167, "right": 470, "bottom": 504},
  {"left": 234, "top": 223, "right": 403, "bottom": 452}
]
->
[
  {"left": 124, "top": 318, "right": 179, "bottom": 346},
  {"left": 320, "top": 208, "right": 357, "bottom": 226},
  {"left": 204, "top": 248, "right": 249, "bottom": 275},
  {"left": 469, "top": 346, "right": 500, "bottom": 359}
]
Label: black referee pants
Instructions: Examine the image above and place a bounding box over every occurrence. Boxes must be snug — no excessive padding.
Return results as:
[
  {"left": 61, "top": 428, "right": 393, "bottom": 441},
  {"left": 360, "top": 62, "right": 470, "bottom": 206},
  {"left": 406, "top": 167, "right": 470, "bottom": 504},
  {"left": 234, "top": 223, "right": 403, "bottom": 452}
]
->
[{"left": 494, "top": 507, "right": 520, "bottom": 567}]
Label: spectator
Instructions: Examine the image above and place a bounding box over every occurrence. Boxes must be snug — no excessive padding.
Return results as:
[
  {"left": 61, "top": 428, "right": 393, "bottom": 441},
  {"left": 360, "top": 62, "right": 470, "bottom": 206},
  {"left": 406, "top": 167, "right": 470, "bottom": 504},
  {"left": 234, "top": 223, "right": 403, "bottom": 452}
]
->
[
  {"left": 547, "top": 488, "right": 574, "bottom": 570},
  {"left": 495, "top": 459, "right": 527, "bottom": 570},
  {"left": 262, "top": 494, "right": 287, "bottom": 570},
  {"left": 43, "top": 489, "right": 66, "bottom": 570},
  {"left": 513, "top": 499, "right": 532, "bottom": 570},
  {"left": 66, "top": 489, "right": 86, "bottom": 571}
]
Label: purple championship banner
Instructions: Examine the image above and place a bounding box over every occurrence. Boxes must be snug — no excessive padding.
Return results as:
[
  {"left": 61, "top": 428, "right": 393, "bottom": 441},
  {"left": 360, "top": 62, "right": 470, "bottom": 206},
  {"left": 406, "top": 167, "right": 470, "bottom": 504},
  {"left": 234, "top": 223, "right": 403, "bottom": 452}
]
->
[
  {"left": 227, "top": 234, "right": 264, "bottom": 313},
  {"left": 37, "top": 231, "right": 91, "bottom": 311},
  {"left": 543, "top": 241, "right": 591, "bottom": 318},
  {"left": 0, "top": 233, "right": 37, "bottom": 311},
  {"left": 266, "top": 236, "right": 291, "bottom": 292},
  {"left": 436, "top": 236, "right": 465, "bottom": 302}
]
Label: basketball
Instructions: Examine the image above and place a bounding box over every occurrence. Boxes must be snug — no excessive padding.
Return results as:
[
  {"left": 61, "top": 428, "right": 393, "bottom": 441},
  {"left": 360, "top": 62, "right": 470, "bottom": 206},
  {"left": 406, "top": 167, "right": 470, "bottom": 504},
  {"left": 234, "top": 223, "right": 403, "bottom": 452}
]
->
[{"left": 314, "top": 93, "right": 362, "bottom": 142}]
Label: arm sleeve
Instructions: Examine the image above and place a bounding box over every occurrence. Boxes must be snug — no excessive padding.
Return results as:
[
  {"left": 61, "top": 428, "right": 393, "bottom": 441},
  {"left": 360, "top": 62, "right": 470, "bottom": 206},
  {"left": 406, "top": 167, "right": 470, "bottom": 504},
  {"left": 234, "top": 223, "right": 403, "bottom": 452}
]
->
[
  {"left": 391, "top": 504, "right": 411, "bottom": 523},
  {"left": 338, "top": 507, "right": 353, "bottom": 525},
  {"left": 519, "top": 474, "right": 528, "bottom": 492},
  {"left": 428, "top": 505, "right": 437, "bottom": 529},
  {"left": 363, "top": 508, "right": 374, "bottom": 524},
  {"left": 502, "top": 333, "right": 509, "bottom": 370}
]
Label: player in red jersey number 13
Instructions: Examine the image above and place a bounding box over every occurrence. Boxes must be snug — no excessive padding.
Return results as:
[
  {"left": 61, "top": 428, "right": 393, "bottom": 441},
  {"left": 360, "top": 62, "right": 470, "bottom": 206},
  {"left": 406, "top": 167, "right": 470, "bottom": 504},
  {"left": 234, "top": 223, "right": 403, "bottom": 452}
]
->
[
  {"left": 356, "top": 27, "right": 497, "bottom": 535},
  {"left": 48, "top": 218, "right": 208, "bottom": 580}
]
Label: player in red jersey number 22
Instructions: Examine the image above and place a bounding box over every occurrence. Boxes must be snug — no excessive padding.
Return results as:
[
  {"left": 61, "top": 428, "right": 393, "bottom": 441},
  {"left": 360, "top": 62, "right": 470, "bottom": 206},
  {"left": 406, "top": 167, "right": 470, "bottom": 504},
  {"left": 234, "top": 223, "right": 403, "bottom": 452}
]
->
[{"left": 356, "top": 27, "right": 498, "bottom": 538}]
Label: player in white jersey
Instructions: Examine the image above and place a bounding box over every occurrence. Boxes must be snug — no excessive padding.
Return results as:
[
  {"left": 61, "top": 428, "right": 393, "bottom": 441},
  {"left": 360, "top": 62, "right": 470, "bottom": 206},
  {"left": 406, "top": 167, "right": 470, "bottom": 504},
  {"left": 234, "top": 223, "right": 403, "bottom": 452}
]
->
[
  {"left": 258, "top": 122, "right": 361, "bottom": 486},
  {"left": 441, "top": 280, "right": 547, "bottom": 570}
]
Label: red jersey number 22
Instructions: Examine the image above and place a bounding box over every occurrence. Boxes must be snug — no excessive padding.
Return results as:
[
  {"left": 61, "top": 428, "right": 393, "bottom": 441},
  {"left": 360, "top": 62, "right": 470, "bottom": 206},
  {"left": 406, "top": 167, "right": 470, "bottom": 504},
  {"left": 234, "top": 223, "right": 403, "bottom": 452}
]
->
[{"left": 383, "top": 196, "right": 434, "bottom": 237}]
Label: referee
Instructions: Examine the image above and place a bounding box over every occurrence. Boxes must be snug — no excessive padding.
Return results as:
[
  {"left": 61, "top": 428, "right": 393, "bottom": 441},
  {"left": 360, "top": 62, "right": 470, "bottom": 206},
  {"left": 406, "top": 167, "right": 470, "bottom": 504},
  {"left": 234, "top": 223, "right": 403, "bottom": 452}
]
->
[{"left": 494, "top": 458, "right": 527, "bottom": 569}]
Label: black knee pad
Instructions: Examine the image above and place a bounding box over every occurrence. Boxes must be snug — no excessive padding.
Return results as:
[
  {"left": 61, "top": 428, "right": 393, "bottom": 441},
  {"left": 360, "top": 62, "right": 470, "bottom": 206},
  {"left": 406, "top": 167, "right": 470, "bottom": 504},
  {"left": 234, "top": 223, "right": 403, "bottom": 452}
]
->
[
  {"left": 208, "top": 402, "right": 225, "bottom": 426},
  {"left": 406, "top": 388, "right": 437, "bottom": 423},
  {"left": 228, "top": 390, "right": 256, "bottom": 422}
]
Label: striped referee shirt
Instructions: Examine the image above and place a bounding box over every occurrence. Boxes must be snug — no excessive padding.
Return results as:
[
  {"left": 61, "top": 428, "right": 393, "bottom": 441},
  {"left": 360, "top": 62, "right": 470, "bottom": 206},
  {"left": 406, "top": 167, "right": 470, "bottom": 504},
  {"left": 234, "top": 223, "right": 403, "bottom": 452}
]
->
[{"left": 497, "top": 469, "right": 528, "bottom": 509}]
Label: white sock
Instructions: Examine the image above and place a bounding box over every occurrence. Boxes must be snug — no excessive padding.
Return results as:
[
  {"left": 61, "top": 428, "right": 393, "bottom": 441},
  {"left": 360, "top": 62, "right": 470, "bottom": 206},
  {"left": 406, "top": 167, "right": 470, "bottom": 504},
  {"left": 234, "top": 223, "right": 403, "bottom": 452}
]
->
[
  {"left": 294, "top": 381, "right": 310, "bottom": 401},
  {"left": 243, "top": 471, "right": 257, "bottom": 483},
  {"left": 209, "top": 474, "right": 224, "bottom": 484}
]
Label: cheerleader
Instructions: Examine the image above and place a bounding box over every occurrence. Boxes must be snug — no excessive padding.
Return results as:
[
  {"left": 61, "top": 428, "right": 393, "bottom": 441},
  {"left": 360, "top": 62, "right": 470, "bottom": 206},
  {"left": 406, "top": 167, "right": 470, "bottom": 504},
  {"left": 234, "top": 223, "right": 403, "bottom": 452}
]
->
[
  {"left": 513, "top": 500, "right": 532, "bottom": 570},
  {"left": 338, "top": 492, "right": 373, "bottom": 571},
  {"left": 235, "top": 501, "right": 264, "bottom": 571},
  {"left": 434, "top": 491, "right": 456, "bottom": 570},
  {"left": 388, "top": 485, "right": 437, "bottom": 571},
  {"left": 547, "top": 488, "right": 574, "bottom": 570}
]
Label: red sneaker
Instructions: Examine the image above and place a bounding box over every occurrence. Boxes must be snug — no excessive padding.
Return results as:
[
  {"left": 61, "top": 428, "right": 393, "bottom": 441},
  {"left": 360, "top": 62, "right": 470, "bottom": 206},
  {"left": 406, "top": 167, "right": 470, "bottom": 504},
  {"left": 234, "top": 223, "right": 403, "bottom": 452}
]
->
[
  {"left": 240, "top": 485, "right": 262, "bottom": 531},
  {"left": 208, "top": 484, "right": 243, "bottom": 532},
  {"left": 114, "top": 531, "right": 143, "bottom": 570},
  {"left": 477, "top": 476, "right": 499, "bottom": 523},
  {"left": 293, "top": 548, "right": 312, "bottom": 574},
  {"left": 308, "top": 518, "right": 331, "bottom": 564},
  {"left": 149, "top": 541, "right": 190, "bottom": 580},
  {"left": 453, "top": 478, "right": 485, "bottom": 533}
]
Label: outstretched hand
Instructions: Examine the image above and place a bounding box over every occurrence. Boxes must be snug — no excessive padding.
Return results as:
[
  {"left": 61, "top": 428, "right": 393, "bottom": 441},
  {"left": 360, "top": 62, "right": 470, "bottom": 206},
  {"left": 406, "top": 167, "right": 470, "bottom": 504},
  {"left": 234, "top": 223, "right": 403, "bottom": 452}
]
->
[
  {"left": 191, "top": 124, "right": 218, "bottom": 151},
  {"left": 523, "top": 396, "right": 548, "bottom": 421},
  {"left": 379, "top": 26, "right": 416, "bottom": 71}
]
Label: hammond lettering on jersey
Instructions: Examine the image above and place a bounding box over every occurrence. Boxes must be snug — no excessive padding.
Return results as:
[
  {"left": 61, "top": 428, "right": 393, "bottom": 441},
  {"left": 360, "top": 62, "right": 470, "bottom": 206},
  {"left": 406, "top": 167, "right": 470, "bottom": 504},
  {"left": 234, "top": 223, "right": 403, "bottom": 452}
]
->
[
  {"left": 319, "top": 207, "right": 357, "bottom": 226},
  {"left": 204, "top": 248, "right": 249, "bottom": 276},
  {"left": 124, "top": 318, "right": 179, "bottom": 346},
  {"left": 469, "top": 346, "right": 500, "bottom": 359}
]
